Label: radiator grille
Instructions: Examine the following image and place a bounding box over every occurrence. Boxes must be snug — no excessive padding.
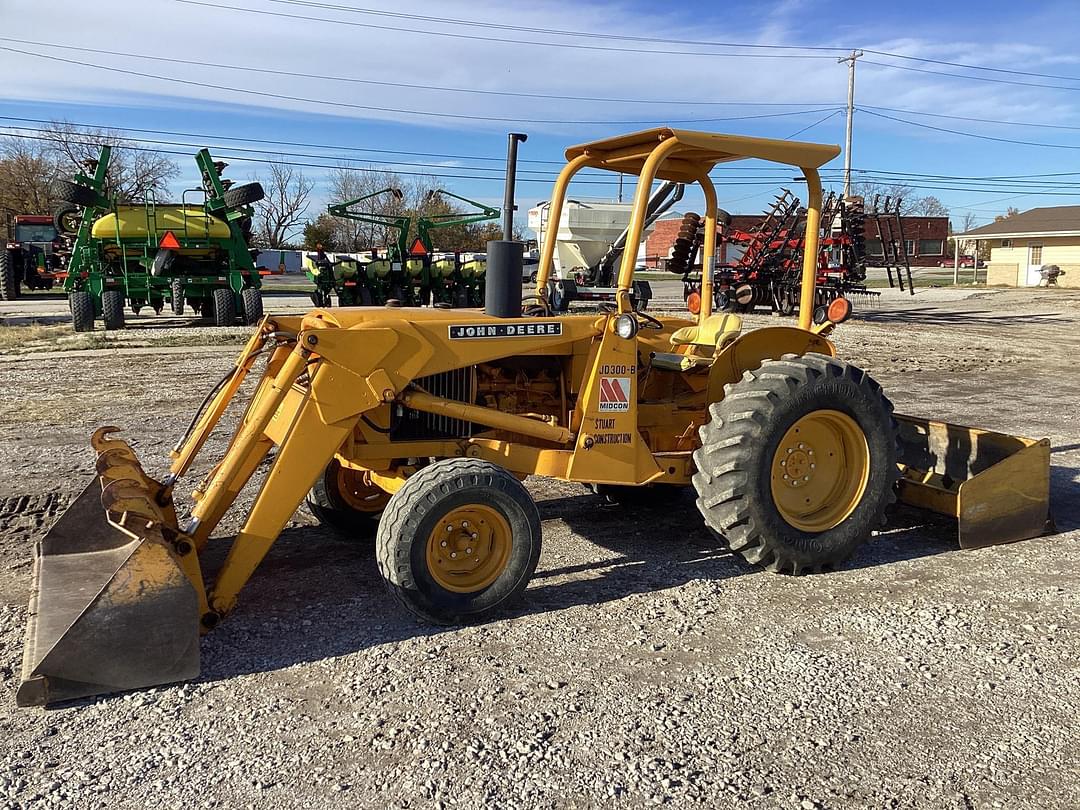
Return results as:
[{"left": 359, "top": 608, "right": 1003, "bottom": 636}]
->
[{"left": 391, "top": 368, "right": 475, "bottom": 441}]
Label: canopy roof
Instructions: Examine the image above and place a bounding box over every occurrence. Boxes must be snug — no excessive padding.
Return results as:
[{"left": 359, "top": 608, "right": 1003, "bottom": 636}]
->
[{"left": 564, "top": 128, "right": 841, "bottom": 182}]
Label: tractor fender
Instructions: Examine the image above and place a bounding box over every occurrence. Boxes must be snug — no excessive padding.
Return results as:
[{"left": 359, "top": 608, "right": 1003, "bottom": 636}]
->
[{"left": 705, "top": 326, "right": 836, "bottom": 405}]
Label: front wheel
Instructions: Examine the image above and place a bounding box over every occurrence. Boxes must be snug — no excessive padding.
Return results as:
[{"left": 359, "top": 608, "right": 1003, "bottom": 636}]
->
[
  {"left": 376, "top": 459, "right": 541, "bottom": 624},
  {"left": 692, "top": 353, "right": 898, "bottom": 574}
]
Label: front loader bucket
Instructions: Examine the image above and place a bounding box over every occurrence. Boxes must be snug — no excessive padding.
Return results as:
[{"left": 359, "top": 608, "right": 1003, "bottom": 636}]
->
[
  {"left": 17, "top": 443, "right": 201, "bottom": 707},
  {"left": 895, "top": 415, "right": 1052, "bottom": 549}
]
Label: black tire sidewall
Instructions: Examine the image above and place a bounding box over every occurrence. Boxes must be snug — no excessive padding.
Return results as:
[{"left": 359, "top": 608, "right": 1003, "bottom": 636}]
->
[
  {"left": 212, "top": 288, "right": 236, "bottom": 326},
  {"left": 241, "top": 288, "right": 263, "bottom": 324},
  {"left": 101, "top": 290, "right": 125, "bottom": 330},
  {"left": 743, "top": 372, "right": 895, "bottom": 566},
  {"left": 405, "top": 482, "right": 538, "bottom": 620},
  {"left": 69, "top": 291, "right": 95, "bottom": 332},
  {"left": 381, "top": 462, "right": 541, "bottom": 623}
]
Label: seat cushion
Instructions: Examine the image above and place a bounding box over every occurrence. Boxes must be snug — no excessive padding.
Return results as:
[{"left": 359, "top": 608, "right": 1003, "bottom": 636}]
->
[{"left": 670, "top": 313, "right": 743, "bottom": 350}]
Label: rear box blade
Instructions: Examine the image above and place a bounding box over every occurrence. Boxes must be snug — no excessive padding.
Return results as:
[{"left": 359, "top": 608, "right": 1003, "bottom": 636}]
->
[{"left": 17, "top": 480, "right": 200, "bottom": 707}]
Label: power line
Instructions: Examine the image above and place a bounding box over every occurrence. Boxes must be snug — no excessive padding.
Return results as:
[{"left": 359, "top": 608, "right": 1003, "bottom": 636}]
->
[
  {"left": 9, "top": 116, "right": 1080, "bottom": 188},
  {"left": 263, "top": 0, "right": 850, "bottom": 53},
  {"left": 0, "top": 37, "right": 843, "bottom": 108},
  {"left": 0, "top": 44, "right": 844, "bottom": 127},
  {"left": 862, "top": 48, "right": 1080, "bottom": 84},
  {"left": 861, "top": 58, "right": 1080, "bottom": 92},
  {"left": 177, "top": 0, "right": 841, "bottom": 60},
  {"left": 858, "top": 107, "right": 1080, "bottom": 150}
]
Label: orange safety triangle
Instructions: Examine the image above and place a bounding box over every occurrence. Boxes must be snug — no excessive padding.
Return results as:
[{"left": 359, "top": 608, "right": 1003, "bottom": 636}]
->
[
  {"left": 409, "top": 238, "right": 428, "bottom": 256},
  {"left": 159, "top": 231, "right": 181, "bottom": 250}
]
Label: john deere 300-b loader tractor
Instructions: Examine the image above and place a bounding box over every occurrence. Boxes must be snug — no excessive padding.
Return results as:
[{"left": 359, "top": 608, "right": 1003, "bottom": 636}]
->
[
  {"left": 55, "top": 146, "right": 265, "bottom": 331},
  {"left": 17, "top": 129, "right": 1051, "bottom": 706}
]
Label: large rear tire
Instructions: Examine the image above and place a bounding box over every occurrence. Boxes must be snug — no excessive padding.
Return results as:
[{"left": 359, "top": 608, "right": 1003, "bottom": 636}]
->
[
  {"left": 211, "top": 287, "right": 236, "bottom": 327},
  {"left": 101, "top": 290, "right": 126, "bottom": 330},
  {"left": 69, "top": 291, "right": 95, "bottom": 332},
  {"left": 376, "top": 459, "right": 541, "bottom": 624},
  {"left": 0, "top": 250, "right": 17, "bottom": 301},
  {"left": 306, "top": 460, "right": 390, "bottom": 542},
  {"left": 692, "top": 353, "right": 897, "bottom": 574},
  {"left": 240, "top": 287, "right": 263, "bottom": 325}
]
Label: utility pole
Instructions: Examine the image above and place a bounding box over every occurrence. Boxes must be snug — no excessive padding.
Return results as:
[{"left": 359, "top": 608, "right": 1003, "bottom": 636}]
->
[
  {"left": 617, "top": 174, "right": 623, "bottom": 203},
  {"left": 838, "top": 49, "right": 863, "bottom": 199}
]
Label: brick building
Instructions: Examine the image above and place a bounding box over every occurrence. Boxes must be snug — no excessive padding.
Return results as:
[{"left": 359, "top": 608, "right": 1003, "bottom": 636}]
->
[{"left": 644, "top": 213, "right": 950, "bottom": 268}]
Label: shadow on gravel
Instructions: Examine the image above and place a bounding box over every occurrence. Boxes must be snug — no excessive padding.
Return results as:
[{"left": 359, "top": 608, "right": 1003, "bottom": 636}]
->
[
  {"left": 856, "top": 307, "right": 1068, "bottom": 328},
  {"left": 193, "top": 491, "right": 966, "bottom": 686}
]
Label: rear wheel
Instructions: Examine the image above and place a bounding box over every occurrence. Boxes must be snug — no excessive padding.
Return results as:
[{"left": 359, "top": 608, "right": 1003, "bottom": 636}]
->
[
  {"left": 240, "top": 287, "right": 263, "bottom": 325},
  {"left": 692, "top": 353, "right": 897, "bottom": 574},
  {"left": 0, "top": 250, "right": 17, "bottom": 300},
  {"left": 69, "top": 291, "right": 95, "bottom": 332},
  {"left": 211, "top": 287, "right": 236, "bottom": 326},
  {"left": 101, "top": 290, "right": 125, "bottom": 330},
  {"left": 307, "top": 460, "right": 390, "bottom": 541},
  {"left": 170, "top": 279, "right": 185, "bottom": 315},
  {"left": 376, "top": 459, "right": 541, "bottom": 624}
]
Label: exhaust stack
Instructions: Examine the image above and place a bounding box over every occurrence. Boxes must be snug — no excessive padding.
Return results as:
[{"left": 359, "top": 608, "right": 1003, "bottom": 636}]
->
[{"left": 485, "top": 132, "right": 528, "bottom": 317}]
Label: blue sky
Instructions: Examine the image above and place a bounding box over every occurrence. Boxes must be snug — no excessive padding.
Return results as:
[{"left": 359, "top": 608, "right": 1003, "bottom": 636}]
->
[{"left": 3, "top": 0, "right": 1080, "bottom": 239}]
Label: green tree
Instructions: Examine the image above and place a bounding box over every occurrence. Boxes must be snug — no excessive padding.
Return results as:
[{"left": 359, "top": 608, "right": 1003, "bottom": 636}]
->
[{"left": 303, "top": 213, "right": 338, "bottom": 250}]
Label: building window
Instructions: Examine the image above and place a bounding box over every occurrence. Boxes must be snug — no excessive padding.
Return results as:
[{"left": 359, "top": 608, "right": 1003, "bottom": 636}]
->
[
  {"left": 1001, "top": 239, "right": 1012, "bottom": 248},
  {"left": 919, "top": 239, "right": 944, "bottom": 255},
  {"left": 1030, "top": 245, "right": 1043, "bottom": 264},
  {"left": 905, "top": 240, "right": 915, "bottom": 255},
  {"left": 865, "top": 238, "right": 883, "bottom": 257}
]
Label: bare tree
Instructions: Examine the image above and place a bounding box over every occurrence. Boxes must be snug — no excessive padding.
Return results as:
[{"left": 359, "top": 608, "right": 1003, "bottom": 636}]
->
[
  {"left": 42, "top": 121, "right": 179, "bottom": 202},
  {"left": 0, "top": 138, "right": 62, "bottom": 235},
  {"left": 254, "top": 160, "right": 314, "bottom": 248},
  {"left": 910, "top": 195, "right": 949, "bottom": 217},
  {"left": 850, "top": 180, "right": 918, "bottom": 214}
]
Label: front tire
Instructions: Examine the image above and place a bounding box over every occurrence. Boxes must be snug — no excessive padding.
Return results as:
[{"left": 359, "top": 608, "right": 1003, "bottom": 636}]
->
[
  {"left": 170, "top": 279, "right": 185, "bottom": 315},
  {"left": 692, "top": 353, "right": 897, "bottom": 574},
  {"left": 376, "top": 459, "right": 541, "bottom": 624}
]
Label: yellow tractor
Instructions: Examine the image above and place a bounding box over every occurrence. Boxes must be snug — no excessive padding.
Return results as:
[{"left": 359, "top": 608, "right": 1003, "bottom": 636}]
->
[{"left": 17, "top": 129, "right": 1052, "bottom": 706}]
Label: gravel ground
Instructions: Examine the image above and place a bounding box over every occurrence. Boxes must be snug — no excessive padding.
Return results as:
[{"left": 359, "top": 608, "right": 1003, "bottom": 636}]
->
[{"left": 0, "top": 288, "right": 1077, "bottom": 809}]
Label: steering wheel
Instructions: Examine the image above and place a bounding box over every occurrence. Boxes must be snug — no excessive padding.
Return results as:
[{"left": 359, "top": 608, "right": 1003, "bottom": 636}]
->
[{"left": 635, "top": 310, "right": 664, "bottom": 330}]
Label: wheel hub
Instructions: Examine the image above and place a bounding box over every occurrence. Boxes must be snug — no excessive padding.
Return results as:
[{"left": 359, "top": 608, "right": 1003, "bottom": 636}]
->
[
  {"left": 426, "top": 505, "right": 511, "bottom": 593},
  {"left": 771, "top": 410, "right": 870, "bottom": 532},
  {"left": 336, "top": 466, "right": 390, "bottom": 513}
]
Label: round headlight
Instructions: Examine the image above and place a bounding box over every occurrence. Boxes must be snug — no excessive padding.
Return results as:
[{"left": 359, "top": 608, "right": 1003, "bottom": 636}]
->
[{"left": 613, "top": 313, "right": 638, "bottom": 340}]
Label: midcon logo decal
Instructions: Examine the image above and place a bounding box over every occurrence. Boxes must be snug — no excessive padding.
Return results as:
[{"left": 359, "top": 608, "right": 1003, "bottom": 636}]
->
[{"left": 598, "top": 377, "right": 631, "bottom": 412}]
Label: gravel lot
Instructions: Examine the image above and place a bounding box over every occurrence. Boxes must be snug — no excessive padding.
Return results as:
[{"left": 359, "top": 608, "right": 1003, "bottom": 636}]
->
[{"left": 0, "top": 287, "right": 1077, "bottom": 809}]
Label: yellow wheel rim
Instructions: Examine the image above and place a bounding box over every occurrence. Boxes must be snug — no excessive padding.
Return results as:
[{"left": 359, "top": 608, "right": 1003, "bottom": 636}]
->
[
  {"left": 426, "top": 505, "right": 512, "bottom": 593},
  {"left": 771, "top": 410, "right": 870, "bottom": 532},
  {"left": 335, "top": 466, "right": 391, "bottom": 514}
]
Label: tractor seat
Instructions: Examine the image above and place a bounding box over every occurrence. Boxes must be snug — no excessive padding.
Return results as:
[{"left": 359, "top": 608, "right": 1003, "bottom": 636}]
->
[{"left": 650, "top": 313, "right": 743, "bottom": 372}]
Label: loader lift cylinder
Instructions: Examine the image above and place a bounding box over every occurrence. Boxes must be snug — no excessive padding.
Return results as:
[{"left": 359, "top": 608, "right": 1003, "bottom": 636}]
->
[{"left": 485, "top": 132, "right": 528, "bottom": 317}]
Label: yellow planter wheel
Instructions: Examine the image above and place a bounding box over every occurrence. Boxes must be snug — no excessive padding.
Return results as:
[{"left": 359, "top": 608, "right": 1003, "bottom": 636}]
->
[
  {"left": 376, "top": 458, "right": 541, "bottom": 624},
  {"left": 692, "top": 353, "right": 898, "bottom": 574}
]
